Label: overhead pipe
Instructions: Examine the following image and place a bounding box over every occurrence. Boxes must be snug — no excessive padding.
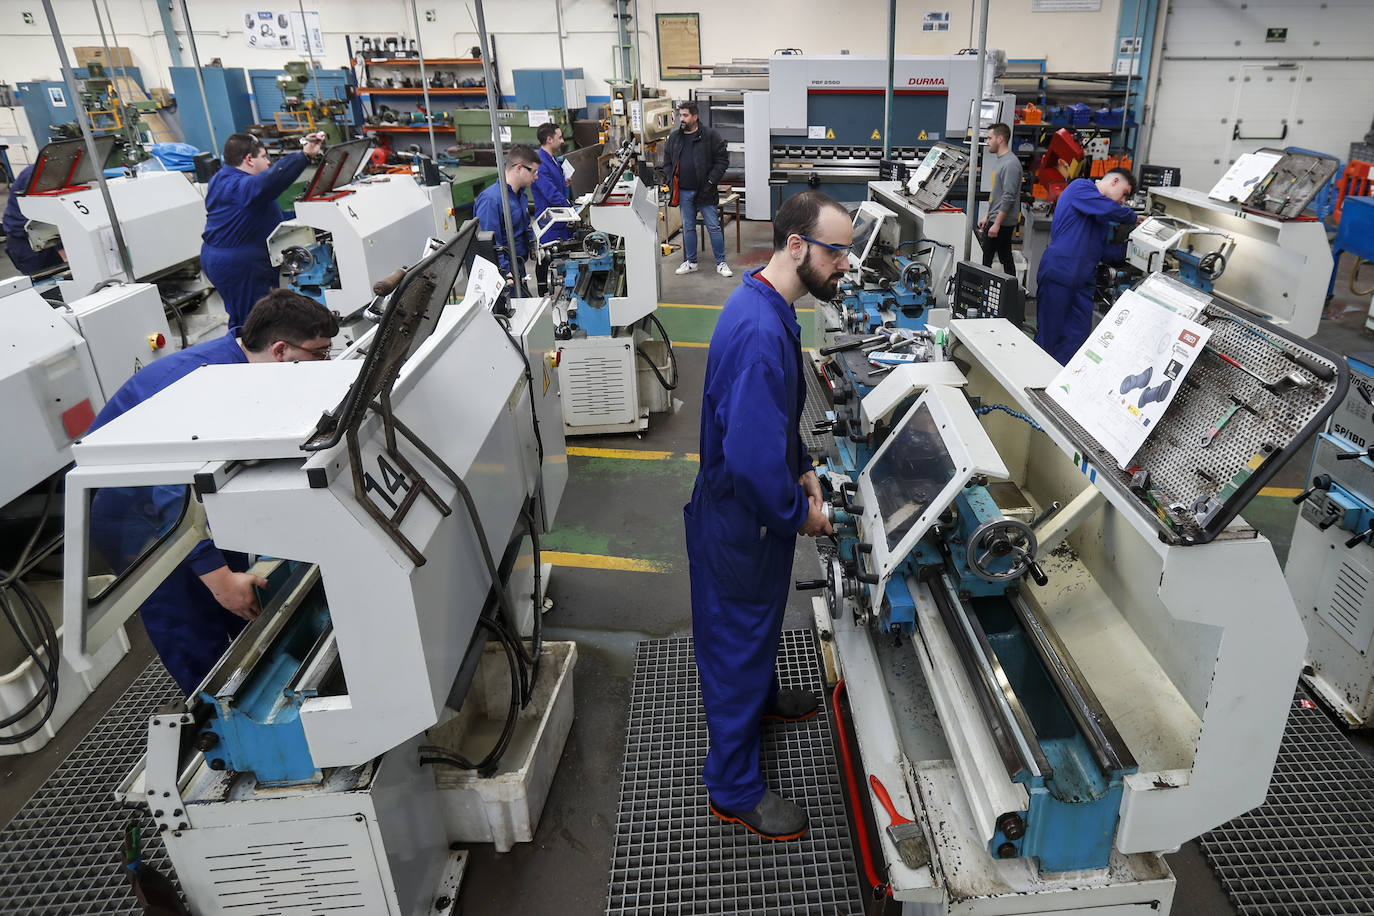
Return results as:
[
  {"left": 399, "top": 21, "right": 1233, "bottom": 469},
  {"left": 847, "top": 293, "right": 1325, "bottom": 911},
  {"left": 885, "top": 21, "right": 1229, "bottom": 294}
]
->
[
  {"left": 474, "top": 0, "right": 526, "bottom": 296},
  {"left": 882, "top": 0, "right": 896, "bottom": 159},
  {"left": 962, "top": 0, "right": 991, "bottom": 262},
  {"left": 177, "top": 0, "right": 219, "bottom": 156},
  {"left": 408, "top": 0, "right": 438, "bottom": 157}
]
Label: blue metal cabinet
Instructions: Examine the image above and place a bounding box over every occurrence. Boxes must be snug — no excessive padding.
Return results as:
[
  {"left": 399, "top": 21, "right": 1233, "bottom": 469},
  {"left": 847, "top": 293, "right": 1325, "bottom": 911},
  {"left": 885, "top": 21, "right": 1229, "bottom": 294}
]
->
[
  {"left": 169, "top": 66, "right": 254, "bottom": 155},
  {"left": 512, "top": 68, "right": 585, "bottom": 118},
  {"left": 17, "top": 68, "right": 146, "bottom": 146}
]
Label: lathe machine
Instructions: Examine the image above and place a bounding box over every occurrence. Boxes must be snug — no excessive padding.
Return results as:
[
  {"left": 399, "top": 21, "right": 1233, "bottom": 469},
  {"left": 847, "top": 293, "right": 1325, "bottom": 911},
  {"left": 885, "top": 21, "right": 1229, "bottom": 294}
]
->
[
  {"left": 60, "top": 224, "right": 571, "bottom": 914},
  {"left": 809, "top": 271, "right": 1343, "bottom": 912}
]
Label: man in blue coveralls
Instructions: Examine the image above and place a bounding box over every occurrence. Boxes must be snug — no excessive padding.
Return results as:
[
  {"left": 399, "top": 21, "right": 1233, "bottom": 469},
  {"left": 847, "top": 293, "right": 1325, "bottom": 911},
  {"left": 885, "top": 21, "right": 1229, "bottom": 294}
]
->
[
  {"left": 474, "top": 145, "right": 540, "bottom": 294},
  {"left": 3, "top": 164, "right": 65, "bottom": 276},
  {"left": 532, "top": 122, "right": 572, "bottom": 244},
  {"left": 1033, "top": 167, "right": 1138, "bottom": 364},
  {"left": 88, "top": 289, "right": 338, "bottom": 694},
  {"left": 686, "top": 191, "right": 842, "bottom": 841},
  {"left": 201, "top": 132, "right": 324, "bottom": 331}
]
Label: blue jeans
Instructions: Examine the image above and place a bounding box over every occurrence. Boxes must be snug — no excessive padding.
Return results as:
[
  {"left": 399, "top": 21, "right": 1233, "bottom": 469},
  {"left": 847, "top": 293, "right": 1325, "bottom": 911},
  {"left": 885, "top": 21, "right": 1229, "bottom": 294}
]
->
[{"left": 680, "top": 189, "right": 725, "bottom": 265}]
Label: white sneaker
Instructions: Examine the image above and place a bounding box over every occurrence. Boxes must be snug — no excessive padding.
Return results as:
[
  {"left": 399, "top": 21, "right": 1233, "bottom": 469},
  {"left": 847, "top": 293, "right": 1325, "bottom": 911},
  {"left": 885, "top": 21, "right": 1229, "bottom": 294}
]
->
[
  {"left": 716, "top": 262, "right": 733, "bottom": 277},
  {"left": 675, "top": 261, "right": 699, "bottom": 275}
]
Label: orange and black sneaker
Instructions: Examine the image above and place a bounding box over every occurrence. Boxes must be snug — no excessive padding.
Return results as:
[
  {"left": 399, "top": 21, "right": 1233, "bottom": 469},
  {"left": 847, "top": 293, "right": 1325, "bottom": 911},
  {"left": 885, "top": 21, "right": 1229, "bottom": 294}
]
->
[
  {"left": 762, "top": 687, "right": 820, "bottom": 723},
  {"left": 709, "top": 790, "right": 810, "bottom": 841}
]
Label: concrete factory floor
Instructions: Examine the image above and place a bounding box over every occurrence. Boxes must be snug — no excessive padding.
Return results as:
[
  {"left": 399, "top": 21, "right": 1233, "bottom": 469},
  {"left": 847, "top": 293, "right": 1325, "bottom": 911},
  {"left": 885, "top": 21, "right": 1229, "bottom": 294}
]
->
[{"left": 2, "top": 198, "right": 1373, "bottom": 915}]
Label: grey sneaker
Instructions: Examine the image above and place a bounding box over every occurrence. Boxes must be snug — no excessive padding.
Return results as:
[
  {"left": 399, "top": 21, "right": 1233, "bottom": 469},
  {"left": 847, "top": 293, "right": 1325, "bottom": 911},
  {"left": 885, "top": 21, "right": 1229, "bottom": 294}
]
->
[
  {"left": 762, "top": 688, "right": 820, "bottom": 722},
  {"left": 716, "top": 262, "right": 733, "bottom": 277},
  {"left": 709, "top": 789, "right": 810, "bottom": 841},
  {"left": 675, "top": 261, "right": 699, "bottom": 275}
]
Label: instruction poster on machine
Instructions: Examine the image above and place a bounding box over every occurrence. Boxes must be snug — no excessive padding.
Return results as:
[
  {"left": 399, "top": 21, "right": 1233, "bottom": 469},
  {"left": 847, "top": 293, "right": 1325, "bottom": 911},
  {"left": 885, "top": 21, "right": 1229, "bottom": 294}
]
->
[
  {"left": 1047, "top": 289, "right": 1211, "bottom": 467},
  {"left": 242, "top": 10, "right": 325, "bottom": 54}
]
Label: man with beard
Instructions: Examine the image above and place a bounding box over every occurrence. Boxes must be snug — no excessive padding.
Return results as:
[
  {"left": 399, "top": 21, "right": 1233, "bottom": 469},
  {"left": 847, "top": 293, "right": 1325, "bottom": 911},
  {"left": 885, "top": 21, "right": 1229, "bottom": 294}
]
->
[{"left": 684, "top": 190, "right": 841, "bottom": 841}]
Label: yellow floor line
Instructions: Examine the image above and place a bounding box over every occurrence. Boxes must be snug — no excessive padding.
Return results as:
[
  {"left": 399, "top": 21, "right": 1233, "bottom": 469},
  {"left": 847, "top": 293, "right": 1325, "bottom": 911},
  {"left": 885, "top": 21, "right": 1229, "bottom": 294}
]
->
[
  {"left": 566, "top": 446, "right": 674, "bottom": 460},
  {"left": 1258, "top": 486, "right": 1303, "bottom": 498},
  {"left": 544, "top": 551, "right": 670, "bottom": 573},
  {"left": 660, "top": 302, "right": 814, "bottom": 313}
]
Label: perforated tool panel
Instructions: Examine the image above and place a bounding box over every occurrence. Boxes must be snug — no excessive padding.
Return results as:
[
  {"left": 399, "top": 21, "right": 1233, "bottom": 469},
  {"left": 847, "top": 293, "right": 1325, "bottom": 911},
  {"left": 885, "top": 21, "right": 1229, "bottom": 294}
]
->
[
  {"left": 605, "top": 631, "right": 866, "bottom": 915},
  {"left": 0, "top": 663, "right": 182, "bottom": 915},
  {"left": 1030, "top": 299, "right": 1343, "bottom": 543},
  {"left": 802, "top": 356, "right": 835, "bottom": 462},
  {"left": 1200, "top": 691, "right": 1374, "bottom": 915}
]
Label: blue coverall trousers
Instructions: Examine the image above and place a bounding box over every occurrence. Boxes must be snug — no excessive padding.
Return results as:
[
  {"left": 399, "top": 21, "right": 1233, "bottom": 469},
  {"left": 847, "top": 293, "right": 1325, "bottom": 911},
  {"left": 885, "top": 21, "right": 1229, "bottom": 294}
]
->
[
  {"left": 1034, "top": 258, "right": 1094, "bottom": 365},
  {"left": 685, "top": 488, "right": 793, "bottom": 812},
  {"left": 202, "top": 244, "right": 278, "bottom": 331}
]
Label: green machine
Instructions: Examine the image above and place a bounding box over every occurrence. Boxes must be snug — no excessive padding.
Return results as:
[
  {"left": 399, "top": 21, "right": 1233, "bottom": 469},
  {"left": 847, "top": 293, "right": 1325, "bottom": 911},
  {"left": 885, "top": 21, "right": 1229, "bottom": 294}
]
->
[{"left": 275, "top": 61, "right": 348, "bottom": 144}]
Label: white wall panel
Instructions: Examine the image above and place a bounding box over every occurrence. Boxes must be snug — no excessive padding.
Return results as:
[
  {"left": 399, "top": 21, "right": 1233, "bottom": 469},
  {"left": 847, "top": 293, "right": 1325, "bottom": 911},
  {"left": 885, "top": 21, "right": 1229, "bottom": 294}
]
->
[{"left": 1145, "top": 0, "right": 1374, "bottom": 190}]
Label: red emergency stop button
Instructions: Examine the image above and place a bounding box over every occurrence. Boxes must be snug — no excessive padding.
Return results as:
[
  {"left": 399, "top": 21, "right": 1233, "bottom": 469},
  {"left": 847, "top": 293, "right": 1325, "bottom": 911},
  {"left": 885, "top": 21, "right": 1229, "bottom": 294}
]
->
[{"left": 149, "top": 332, "right": 166, "bottom": 350}]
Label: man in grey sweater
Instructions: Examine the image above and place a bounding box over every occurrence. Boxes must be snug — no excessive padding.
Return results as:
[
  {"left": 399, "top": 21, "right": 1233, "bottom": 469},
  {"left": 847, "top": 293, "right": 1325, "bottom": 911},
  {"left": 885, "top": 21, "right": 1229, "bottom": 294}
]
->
[{"left": 977, "top": 123, "right": 1022, "bottom": 277}]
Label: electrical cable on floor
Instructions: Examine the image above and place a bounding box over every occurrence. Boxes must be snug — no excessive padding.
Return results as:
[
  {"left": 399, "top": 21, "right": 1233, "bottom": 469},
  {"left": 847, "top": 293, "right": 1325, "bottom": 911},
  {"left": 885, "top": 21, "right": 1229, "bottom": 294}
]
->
[
  {"left": 520, "top": 503, "right": 543, "bottom": 691},
  {"left": 0, "top": 476, "right": 63, "bottom": 744}
]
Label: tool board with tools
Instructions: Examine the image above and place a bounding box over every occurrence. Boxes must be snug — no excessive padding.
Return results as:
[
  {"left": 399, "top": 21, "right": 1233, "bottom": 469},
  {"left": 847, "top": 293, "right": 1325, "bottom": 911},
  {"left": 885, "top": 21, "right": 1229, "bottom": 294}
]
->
[{"left": 1028, "top": 273, "right": 1346, "bottom": 545}]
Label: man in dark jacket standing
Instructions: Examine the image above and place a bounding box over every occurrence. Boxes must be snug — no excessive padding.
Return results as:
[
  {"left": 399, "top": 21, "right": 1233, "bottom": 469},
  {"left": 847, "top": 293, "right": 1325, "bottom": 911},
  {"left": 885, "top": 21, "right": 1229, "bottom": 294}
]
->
[{"left": 662, "top": 100, "right": 732, "bottom": 277}]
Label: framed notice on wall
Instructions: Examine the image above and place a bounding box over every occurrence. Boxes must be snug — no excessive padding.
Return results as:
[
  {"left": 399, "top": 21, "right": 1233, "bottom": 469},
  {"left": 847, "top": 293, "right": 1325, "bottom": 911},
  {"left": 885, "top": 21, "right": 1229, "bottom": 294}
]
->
[{"left": 656, "top": 13, "right": 701, "bottom": 82}]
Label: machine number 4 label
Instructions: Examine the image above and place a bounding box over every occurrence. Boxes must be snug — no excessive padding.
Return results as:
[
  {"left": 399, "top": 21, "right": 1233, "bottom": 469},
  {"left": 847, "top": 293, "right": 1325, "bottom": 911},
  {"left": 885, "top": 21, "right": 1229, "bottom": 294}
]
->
[{"left": 363, "top": 453, "right": 411, "bottom": 511}]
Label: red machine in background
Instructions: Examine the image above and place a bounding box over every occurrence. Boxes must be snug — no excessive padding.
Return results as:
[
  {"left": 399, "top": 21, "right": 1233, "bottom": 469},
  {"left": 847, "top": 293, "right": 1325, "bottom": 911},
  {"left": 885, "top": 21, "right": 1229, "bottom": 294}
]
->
[{"left": 1035, "top": 128, "right": 1085, "bottom": 202}]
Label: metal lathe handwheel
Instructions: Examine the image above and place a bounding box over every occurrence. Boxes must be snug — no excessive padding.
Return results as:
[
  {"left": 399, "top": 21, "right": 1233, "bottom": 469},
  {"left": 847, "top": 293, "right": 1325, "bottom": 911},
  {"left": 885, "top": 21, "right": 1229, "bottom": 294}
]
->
[{"left": 965, "top": 518, "right": 1038, "bottom": 583}]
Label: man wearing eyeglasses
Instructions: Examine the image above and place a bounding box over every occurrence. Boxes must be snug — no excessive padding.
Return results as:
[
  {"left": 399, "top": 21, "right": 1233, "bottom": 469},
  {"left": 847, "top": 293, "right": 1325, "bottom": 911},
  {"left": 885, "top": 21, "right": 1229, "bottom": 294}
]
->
[
  {"left": 473, "top": 145, "right": 540, "bottom": 293},
  {"left": 87, "top": 289, "right": 339, "bottom": 695},
  {"left": 685, "top": 191, "right": 844, "bottom": 842},
  {"left": 201, "top": 132, "right": 325, "bottom": 332}
]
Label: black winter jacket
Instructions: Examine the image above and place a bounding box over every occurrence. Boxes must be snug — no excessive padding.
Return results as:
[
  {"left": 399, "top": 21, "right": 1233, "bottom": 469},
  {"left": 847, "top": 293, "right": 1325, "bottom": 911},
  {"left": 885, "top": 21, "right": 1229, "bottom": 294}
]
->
[{"left": 661, "top": 125, "right": 730, "bottom": 207}]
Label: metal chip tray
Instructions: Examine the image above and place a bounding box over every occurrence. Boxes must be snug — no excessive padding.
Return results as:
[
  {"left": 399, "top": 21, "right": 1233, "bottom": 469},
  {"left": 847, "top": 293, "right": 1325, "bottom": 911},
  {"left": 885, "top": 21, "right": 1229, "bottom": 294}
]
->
[{"left": 1028, "top": 296, "right": 1347, "bottom": 545}]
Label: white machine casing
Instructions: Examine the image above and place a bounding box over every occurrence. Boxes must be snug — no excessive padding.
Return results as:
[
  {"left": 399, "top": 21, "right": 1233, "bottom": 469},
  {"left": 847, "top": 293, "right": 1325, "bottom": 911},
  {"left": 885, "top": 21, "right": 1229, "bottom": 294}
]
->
[
  {"left": 1142, "top": 185, "right": 1330, "bottom": 338},
  {"left": 270, "top": 174, "right": 459, "bottom": 321},
  {"left": 18, "top": 170, "right": 206, "bottom": 299},
  {"left": 823, "top": 318, "right": 1305, "bottom": 912},
  {"left": 62, "top": 287, "right": 566, "bottom": 914},
  {"left": 556, "top": 175, "right": 669, "bottom": 435}
]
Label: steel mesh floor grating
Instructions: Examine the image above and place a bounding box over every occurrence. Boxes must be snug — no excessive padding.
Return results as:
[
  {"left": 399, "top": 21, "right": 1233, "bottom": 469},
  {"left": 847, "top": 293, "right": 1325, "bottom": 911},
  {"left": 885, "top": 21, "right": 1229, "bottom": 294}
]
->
[
  {"left": 1199, "top": 690, "right": 1374, "bottom": 915},
  {"left": 0, "top": 662, "right": 182, "bottom": 915},
  {"left": 605, "top": 629, "right": 867, "bottom": 915}
]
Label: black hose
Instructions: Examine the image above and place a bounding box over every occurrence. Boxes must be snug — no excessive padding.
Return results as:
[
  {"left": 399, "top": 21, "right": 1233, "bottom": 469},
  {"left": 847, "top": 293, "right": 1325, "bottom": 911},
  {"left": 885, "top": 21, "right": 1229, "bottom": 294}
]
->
[
  {"left": 417, "top": 617, "right": 521, "bottom": 776},
  {"left": 637, "top": 313, "right": 679, "bottom": 391},
  {"left": 496, "top": 316, "right": 545, "bottom": 467},
  {"left": 381, "top": 410, "right": 539, "bottom": 696},
  {"left": 521, "top": 503, "right": 543, "bottom": 692},
  {"left": 0, "top": 476, "right": 63, "bottom": 744}
]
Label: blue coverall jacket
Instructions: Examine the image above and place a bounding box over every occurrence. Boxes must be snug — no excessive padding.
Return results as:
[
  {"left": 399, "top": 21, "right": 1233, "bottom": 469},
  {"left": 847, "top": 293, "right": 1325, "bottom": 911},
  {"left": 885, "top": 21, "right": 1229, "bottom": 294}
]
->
[
  {"left": 88, "top": 333, "right": 252, "bottom": 694},
  {"left": 685, "top": 268, "right": 812, "bottom": 811},
  {"left": 1033, "top": 177, "right": 1136, "bottom": 364},
  {"left": 473, "top": 180, "right": 534, "bottom": 276},
  {"left": 3, "top": 165, "right": 65, "bottom": 275},
  {"left": 201, "top": 151, "right": 311, "bottom": 331},
  {"left": 531, "top": 148, "right": 572, "bottom": 244}
]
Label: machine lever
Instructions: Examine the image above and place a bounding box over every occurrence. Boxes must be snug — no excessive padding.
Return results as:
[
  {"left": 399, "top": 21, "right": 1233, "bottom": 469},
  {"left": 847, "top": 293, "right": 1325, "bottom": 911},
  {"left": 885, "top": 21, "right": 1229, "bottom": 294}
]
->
[
  {"left": 794, "top": 579, "right": 828, "bottom": 591},
  {"left": 1293, "top": 474, "right": 1333, "bottom": 503},
  {"left": 1345, "top": 530, "right": 1374, "bottom": 550},
  {"left": 1336, "top": 447, "right": 1374, "bottom": 462},
  {"left": 1318, "top": 510, "right": 1342, "bottom": 531},
  {"left": 1027, "top": 561, "right": 1049, "bottom": 587}
]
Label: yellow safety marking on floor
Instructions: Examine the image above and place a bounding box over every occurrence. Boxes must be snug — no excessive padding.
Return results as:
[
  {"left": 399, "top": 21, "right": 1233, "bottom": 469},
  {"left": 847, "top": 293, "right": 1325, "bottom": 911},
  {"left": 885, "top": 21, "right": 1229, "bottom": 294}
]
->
[
  {"left": 660, "top": 302, "right": 814, "bottom": 313},
  {"left": 566, "top": 446, "right": 674, "bottom": 461},
  {"left": 544, "top": 551, "right": 670, "bottom": 573},
  {"left": 686, "top": 453, "right": 700, "bottom": 462},
  {"left": 1258, "top": 486, "right": 1303, "bottom": 498},
  {"left": 675, "top": 341, "right": 711, "bottom": 349}
]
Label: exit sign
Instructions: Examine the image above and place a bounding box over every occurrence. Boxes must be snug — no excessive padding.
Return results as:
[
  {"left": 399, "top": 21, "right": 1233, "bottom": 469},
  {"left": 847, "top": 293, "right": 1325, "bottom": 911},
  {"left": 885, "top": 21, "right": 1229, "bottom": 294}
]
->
[{"left": 1266, "top": 27, "right": 1288, "bottom": 42}]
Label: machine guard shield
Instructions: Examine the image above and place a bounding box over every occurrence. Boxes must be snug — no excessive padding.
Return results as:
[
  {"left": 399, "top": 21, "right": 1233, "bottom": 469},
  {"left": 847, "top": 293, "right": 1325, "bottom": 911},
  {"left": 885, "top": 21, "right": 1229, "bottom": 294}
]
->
[{"left": 856, "top": 384, "right": 1008, "bottom": 602}]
